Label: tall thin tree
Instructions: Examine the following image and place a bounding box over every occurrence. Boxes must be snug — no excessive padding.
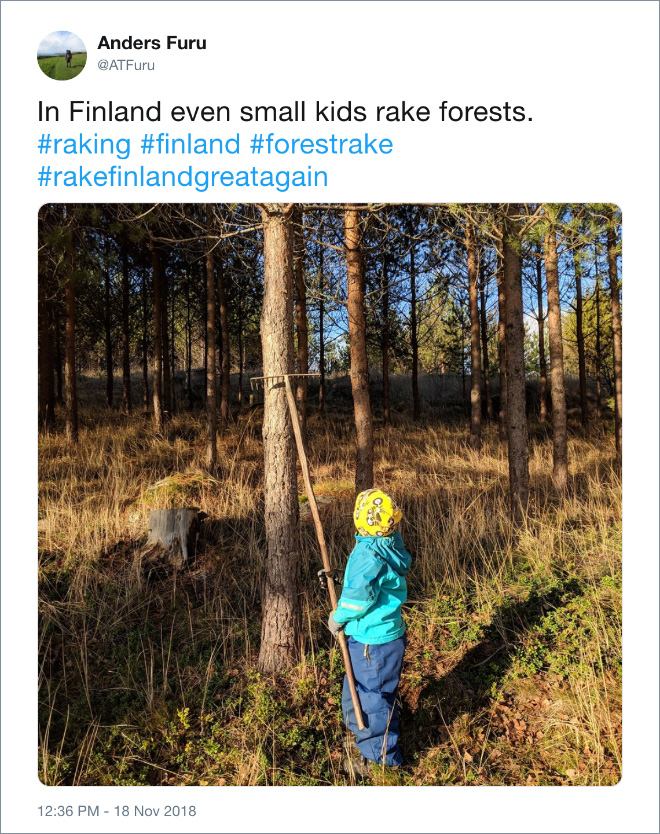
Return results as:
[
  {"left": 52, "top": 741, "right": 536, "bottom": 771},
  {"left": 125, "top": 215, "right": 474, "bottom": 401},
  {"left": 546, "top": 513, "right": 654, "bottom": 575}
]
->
[
  {"left": 606, "top": 206, "right": 622, "bottom": 457},
  {"left": 409, "top": 215, "right": 421, "bottom": 420},
  {"left": 479, "top": 264, "right": 494, "bottom": 422},
  {"left": 502, "top": 206, "right": 529, "bottom": 521},
  {"left": 535, "top": 245, "right": 548, "bottom": 423},
  {"left": 150, "top": 241, "right": 164, "bottom": 432},
  {"left": 496, "top": 242, "right": 508, "bottom": 442},
  {"left": 466, "top": 217, "right": 482, "bottom": 448},
  {"left": 217, "top": 255, "right": 231, "bottom": 428},
  {"left": 64, "top": 209, "right": 78, "bottom": 444},
  {"left": 121, "top": 233, "right": 132, "bottom": 414},
  {"left": 573, "top": 243, "right": 588, "bottom": 425},
  {"left": 205, "top": 241, "right": 218, "bottom": 470},
  {"left": 345, "top": 206, "right": 374, "bottom": 492},
  {"left": 257, "top": 203, "right": 301, "bottom": 674},
  {"left": 104, "top": 240, "right": 114, "bottom": 408},
  {"left": 293, "top": 209, "right": 309, "bottom": 438},
  {"left": 544, "top": 214, "right": 569, "bottom": 491}
]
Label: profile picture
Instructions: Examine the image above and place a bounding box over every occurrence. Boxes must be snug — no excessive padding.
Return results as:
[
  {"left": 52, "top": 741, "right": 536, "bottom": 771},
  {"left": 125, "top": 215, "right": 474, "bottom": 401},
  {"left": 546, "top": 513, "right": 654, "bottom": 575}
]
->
[{"left": 37, "top": 31, "right": 87, "bottom": 80}]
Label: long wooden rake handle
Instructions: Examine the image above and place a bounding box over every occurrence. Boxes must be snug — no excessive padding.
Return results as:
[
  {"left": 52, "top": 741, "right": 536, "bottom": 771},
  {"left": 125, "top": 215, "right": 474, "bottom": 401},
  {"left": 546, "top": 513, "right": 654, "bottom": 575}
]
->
[{"left": 281, "top": 375, "right": 366, "bottom": 731}]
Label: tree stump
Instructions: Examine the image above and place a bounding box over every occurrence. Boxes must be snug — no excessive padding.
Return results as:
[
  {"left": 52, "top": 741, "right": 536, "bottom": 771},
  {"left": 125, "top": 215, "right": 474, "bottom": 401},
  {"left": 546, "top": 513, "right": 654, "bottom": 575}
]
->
[{"left": 137, "top": 508, "right": 206, "bottom": 572}]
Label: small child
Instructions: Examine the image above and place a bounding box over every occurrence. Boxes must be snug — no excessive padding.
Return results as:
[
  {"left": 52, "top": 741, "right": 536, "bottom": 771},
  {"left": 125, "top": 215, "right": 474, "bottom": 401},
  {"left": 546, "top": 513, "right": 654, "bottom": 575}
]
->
[{"left": 327, "top": 488, "right": 411, "bottom": 776}]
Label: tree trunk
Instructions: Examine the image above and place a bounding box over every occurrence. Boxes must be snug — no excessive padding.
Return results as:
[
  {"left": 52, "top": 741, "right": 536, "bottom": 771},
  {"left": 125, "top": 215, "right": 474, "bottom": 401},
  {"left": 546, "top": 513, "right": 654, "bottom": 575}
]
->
[
  {"left": 170, "top": 288, "right": 176, "bottom": 414},
  {"left": 345, "top": 207, "right": 374, "bottom": 492},
  {"left": 138, "top": 508, "right": 205, "bottom": 571},
  {"left": 55, "top": 308, "right": 63, "bottom": 404},
  {"left": 121, "top": 235, "right": 132, "bottom": 414},
  {"left": 479, "top": 268, "right": 494, "bottom": 422},
  {"left": 544, "top": 222, "right": 569, "bottom": 492},
  {"left": 594, "top": 244, "right": 602, "bottom": 420},
  {"left": 293, "top": 211, "right": 309, "bottom": 439},
  {"left": 258, "top": 203, "right": 301, "bottom": 674},
  {"left": 466, "top": 218, "right": 482, "bottom": 448},
  {"left": 502, "top": 207, "right": 529, "bottom": 522},
  {"left": 161, "top": 253, "right": 173, "bottom": 419},
  {"left": 237, "top": 304, "right": 244, "bottom": 407},
  {"left": 38, "top": 295, "right": 55, "bottom": 431},
  {"left": 104, "top": 251, "right": 114, "bottom": 408},
  {"left": 185, "top": 271, "right": 192, "bottom": 408},
  {"left": 574, "top": 245, "right": 588, "bottom": 426},
  {"left": 496, "top": 244, "right": 508, "bottom": 442},
  {"left": 150, "top": 242, "right": 164, "bottom": 432},
  {"left": 382, "top": 256, "right": 391, "bottom": 427},
  {"left": 607, "top": 207, "right": 622, "bottom": 458},
  {"left": 217, "top": 256, "right": 231, "bottom": 428},
  {"left": 141, "top": 268, "right": 150, "bottom": 411},
  {"left": 64, "top": 218, "right": 78, "bottom": 444},
  {"left": 410, "top": 225, "right": 420, "bottom": 421},
  {"left": 205, "top": 245, "right": 218, "bottom": 471},
  {"left": 318, "top": 234, "right": 325, "bottom": 415},
  {"left": 535, "top": 248, "right": 548, "bottom": 424}
]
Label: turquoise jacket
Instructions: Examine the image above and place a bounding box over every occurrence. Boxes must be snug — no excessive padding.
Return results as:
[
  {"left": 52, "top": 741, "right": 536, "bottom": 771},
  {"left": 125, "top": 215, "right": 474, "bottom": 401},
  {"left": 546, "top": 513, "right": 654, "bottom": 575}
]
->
[{"left": 333, "top": 530, "right": 411, "bottom": 645}]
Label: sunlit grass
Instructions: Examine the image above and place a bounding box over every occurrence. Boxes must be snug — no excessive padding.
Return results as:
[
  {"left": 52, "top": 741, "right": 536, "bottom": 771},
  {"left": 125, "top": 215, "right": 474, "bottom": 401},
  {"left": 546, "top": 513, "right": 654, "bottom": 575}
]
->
[{"left": 38, "top": 383, "right": 621, "bottom": 786}]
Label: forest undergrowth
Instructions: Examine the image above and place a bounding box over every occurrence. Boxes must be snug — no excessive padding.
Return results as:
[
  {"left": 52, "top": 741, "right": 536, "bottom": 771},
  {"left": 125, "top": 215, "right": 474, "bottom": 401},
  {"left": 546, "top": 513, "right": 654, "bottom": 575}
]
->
[{"left": 38, "top": 379, "right": 622, "bottom": 786}]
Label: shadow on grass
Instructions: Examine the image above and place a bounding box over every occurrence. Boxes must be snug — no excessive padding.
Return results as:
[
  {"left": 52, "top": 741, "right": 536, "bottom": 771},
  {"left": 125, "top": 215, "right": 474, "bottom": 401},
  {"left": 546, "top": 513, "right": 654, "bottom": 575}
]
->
[{"left": 401, "top": 577, "right": 584, "bottom": 763}]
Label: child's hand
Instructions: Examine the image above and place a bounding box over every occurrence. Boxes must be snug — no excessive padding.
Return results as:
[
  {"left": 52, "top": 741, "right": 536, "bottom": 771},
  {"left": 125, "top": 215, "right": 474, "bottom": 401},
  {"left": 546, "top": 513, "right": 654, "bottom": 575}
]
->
[
  {"left": 327, "top": 611, "right": 345, "bottom": 636},
  {"left": 318, "top": 569, "right": 344, "bottom": 591}
]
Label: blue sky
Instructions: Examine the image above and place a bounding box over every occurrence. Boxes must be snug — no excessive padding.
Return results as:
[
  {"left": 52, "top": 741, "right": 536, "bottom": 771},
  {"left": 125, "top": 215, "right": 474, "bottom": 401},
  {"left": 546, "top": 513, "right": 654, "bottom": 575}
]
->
[{"left": 37, "top": 30, "right": 86, "bottom": 57}]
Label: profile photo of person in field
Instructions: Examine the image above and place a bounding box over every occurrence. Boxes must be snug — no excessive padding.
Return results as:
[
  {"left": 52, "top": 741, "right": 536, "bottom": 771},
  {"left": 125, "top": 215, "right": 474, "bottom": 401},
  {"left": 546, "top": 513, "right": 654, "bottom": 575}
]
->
[{"left": 37, "top": 31, "right": 86, "bottom": 80}]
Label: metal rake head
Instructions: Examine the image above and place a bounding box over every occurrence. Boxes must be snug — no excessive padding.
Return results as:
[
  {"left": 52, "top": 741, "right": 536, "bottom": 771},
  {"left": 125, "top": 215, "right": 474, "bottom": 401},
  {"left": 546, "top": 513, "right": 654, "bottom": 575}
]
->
[{"left": 250, "top": 373, "right": 320, "bottom": 391}]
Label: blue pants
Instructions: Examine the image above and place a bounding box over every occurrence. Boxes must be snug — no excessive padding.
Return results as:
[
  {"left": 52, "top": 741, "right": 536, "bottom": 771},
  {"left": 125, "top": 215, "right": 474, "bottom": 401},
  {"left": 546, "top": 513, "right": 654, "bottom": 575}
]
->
[{"left": 342, "top": 634, "right": 406, "bottom": 766}]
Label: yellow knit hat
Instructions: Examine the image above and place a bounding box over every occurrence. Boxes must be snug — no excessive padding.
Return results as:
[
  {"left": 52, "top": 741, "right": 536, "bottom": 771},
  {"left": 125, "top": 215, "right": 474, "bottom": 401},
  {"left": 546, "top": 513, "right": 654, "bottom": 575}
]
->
[{"left": 353, "top": 489, "right": 403, "bottom": 537}]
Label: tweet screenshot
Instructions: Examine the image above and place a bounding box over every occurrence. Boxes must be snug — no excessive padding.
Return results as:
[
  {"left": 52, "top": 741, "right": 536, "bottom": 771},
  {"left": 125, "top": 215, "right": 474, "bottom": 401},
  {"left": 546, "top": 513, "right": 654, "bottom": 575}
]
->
[{"left": 1, "top": 1, "right": 658, "bottom": 832}]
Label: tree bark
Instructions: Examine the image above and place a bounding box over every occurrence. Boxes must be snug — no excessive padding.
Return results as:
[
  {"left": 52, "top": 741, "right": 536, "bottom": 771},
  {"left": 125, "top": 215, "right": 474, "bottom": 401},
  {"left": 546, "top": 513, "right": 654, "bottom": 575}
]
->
[
  {"left": 258, "top": 203, "right": 301, "bottom": 674},
  {"left": 217, "top": 256, "right": 231, "bottom": 428},
  {"left": 318, "top": 233, "right": 325, "bottom": 415},
  {"left": 141, "top": 268, "right": 150, "bottom": 411},
  {"left": 161, "top": 252, "right": 173, "bottom": 419},
  {"left": 607, "top": 207, "right": 622, "bottom": 458},
  {"left": 496, "top": 243, "right": 508, "bottom": 442},
  {"left": 150, "top": 242, "right": 164, "bottom": 432},
  {"left": 594, "top": 243, "right": 602, "bottom": 420},
  {"left": 104, "top": 248, "right": 114, "bottom": 408},
  {"left": 574, "top": 245, "right": 588, "bottom": 426},
  {"left": 55, "top": 308, "right": 63, "bottom": 404},
  {"left": 121, "top": 234, "right": 132, "bottom": 414},
  {"left": 544, "top": 222, "right": 569, "bottom": 492},
  {"left": 170, "top": 287, "right": 176, "bottom": 414},
  {"left": 293, "top": 209, "right": 309, "bottom": 438},
  {"left": 138, "top": 509, "right": 205, "bottom": 571},
  {"left": 205, "top": 245, "right": 218, "bottom": 471},
  {"left": 185, "top": 271, "right": 192, "bottom": 408},
  {"left": 502, "top": 207, "right": 529, "bottom": 521},
  {"left": 345, "top": 207, "right": 374, "bottom": 492},
  {"left": 237, "top": 302, "right": 244, "bottom": 407},
  {"left": 64, "top": 215, "right": 78, "bottom": 444},
  {"left": 466, "top": 218, "right": 482, "bottom": 448},
  {"left": 382, "top": 256, "right": 391, "bottom": 427},
  {"left": 535, "top": 247, "right": 548, "bottom": 424},
  {"left": 409, "top": 222, "right": 420, "bottom": 421},
  {"left": 479, "top": 267, "right": 494, "bottom": 422},
  {"left": 38, "top": 295, "right": 55, "bottom": 432}
]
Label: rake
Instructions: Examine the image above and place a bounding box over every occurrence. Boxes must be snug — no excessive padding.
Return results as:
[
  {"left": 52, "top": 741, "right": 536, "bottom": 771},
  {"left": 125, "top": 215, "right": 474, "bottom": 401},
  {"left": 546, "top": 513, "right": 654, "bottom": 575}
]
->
[{"left": 251, "top": 372, "right": 365, "bottom": 730}]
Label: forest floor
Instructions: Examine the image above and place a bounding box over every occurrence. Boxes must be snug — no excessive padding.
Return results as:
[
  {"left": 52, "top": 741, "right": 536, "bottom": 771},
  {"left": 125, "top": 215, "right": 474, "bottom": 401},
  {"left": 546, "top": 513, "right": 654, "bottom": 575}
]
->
[{"left": 38, "top": 378, "right": 621, "bottom": 786}]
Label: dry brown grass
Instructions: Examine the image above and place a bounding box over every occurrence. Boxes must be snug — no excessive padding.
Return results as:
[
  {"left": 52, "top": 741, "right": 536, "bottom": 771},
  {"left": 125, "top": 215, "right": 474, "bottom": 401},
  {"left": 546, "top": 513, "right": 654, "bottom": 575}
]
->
[{"left": 38, "top": 384, "right": 621, "bottom": 786}]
